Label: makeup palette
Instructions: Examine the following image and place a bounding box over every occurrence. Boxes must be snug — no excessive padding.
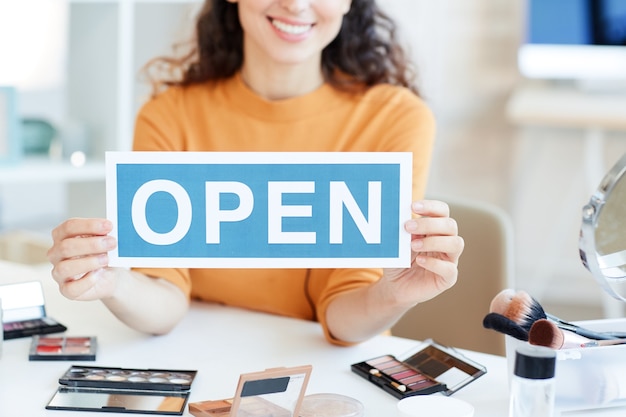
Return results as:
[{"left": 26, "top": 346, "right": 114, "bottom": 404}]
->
[
  {"left": 46, "top": 365, "right": 198, "bottom": 415},
  {"left": 0, "top": 281, "right": 67, "bottom": 340},
  {"left": 351, "top": 339, "right": 486, "bottom": 399},
  {"left": 29, "top": 335, "right": 97, "bottom": 361},
  {"left": 189, "top": 365, "right": 312, "bottom": 417}
]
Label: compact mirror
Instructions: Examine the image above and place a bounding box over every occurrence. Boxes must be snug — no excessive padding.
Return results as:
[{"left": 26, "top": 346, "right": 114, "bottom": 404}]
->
[{"left": 580, "top": 152, "right": 626, "bottom": 302}]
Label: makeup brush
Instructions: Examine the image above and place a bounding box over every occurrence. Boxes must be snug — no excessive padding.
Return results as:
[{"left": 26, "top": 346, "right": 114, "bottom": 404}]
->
[
  {"left": 489, "top": 289, "right": 547, "bottom": 332},
  {"left": 482, "top": 312, "right": 529, "bottom": 341},
  {"left": 489, "top": 289, "right": 626, "bottom": 340},
  {"left": 529, "top": 318, "right": 592, "bottom": 349}
]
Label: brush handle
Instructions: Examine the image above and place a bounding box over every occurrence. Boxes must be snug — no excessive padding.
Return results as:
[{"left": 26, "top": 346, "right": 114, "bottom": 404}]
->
[
  {"left": 560, "top": 324, "right": 616, "bottom": 341},
  {"left": 581, "top": 338, "right": 626, "bottom": 347},
  {"left": 547, "top": 314, "right": 626, "bottom": 340}
]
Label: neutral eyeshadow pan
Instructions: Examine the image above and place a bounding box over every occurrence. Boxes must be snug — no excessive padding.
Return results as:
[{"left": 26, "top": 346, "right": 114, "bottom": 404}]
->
[{"left": 59, "top": 365, "right": 197, "bottom": 391}]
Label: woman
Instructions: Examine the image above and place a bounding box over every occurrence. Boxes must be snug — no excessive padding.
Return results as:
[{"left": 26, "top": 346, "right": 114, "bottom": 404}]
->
[{"left": 48, "top": 0, "right": 464, "bottom": 345}]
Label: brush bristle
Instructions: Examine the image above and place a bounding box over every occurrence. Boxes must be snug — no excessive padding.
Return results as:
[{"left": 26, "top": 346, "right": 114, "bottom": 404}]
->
[
  {"left": 489, "top": 289, "right": 515, "bottom": 313},
  {"left": 490, "top": 289, "right": 547, "bottom": 331},
  {"left": 529, "top": 318, "right": 563, "bottom": 349},
  {"left": 482, "top": 312, "right": 529, "bottom": 341}
]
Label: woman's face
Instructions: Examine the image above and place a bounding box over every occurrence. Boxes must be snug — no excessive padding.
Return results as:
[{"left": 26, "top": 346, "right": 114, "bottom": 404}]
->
[{"left": 228, "top": 0, "right": 352, "bottom": 68}]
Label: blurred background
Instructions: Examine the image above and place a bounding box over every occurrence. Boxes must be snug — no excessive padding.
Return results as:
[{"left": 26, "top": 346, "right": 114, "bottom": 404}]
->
[{"left": 1, "top": 0, "right": 626, "bottom": 321}]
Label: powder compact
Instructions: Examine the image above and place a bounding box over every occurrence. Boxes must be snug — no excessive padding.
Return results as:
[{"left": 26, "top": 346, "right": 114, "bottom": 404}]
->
[
  {"left": 29, "top": 335, "right": 97, "bottom": 361},
  {"left": 189, "top": 365, "right": 312, "bottom": 417},
  {"left": 45, "top": 365, "right": 198, "bottom": 415},
  {"left": 351, "top": 339, "right": 486, "bottom": 399},
  {"left": 0, "top": 281, "right": 67, "bottom": 340}
]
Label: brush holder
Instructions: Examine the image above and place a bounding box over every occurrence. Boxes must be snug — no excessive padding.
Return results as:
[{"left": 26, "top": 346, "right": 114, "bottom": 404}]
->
[{"left": 505, "top": 318, "right": 626, "bottom": 413}]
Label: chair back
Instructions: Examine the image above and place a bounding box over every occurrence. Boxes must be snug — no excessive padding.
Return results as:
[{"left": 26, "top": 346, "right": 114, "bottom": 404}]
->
[{"left": 391, "top": 196, "right": 515, "bottom": 356}]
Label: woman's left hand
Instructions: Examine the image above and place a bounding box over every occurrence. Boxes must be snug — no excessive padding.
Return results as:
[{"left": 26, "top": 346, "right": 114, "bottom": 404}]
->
[{"left": 382, "top": 199, "right": 464, "bottom": 307}]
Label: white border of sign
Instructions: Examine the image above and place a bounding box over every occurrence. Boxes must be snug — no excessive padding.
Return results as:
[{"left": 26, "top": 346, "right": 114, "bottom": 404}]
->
[{"left": 106, "top": 151, "right": 412, "bottom": 268}]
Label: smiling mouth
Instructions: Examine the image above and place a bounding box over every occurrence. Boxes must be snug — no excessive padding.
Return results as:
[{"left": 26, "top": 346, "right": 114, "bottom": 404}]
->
[{"left": 270, "top": 18, "right": 313, "bottom": 35}]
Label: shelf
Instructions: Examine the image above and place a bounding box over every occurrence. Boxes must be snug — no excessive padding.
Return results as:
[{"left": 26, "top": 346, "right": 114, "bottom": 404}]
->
[
  {"left": 507, "top": 83, "right": 626, "bottom": 131},
  {"left": 0, "top": 158, "right": 105, "bottom": 185}
]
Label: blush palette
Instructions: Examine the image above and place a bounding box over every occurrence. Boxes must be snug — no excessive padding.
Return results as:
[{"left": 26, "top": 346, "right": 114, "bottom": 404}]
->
[
  {"left": 29, "top": 336, "right": 97, "bottom": 361},
  {"left": 351, "top": 339, "right": 486, "bottom": 399},
  {"left": 189, "top": 365, "right": 312, "bottom": 417}
]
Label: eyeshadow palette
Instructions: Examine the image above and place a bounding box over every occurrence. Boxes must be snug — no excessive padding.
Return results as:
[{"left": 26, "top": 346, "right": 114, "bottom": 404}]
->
[
  {"left": 46, "top": 365, "right": 198, "bottom": 415},
  {"left": 58, "top": 365, "right": 197, "bottom": 391},
  {"left": 351, "top": 339, "right": 486, "bottom": 399},
  {"left": 0, "top": 281, "right": 67, "bottom": 340},
  {"left": 46, "top": 387, "right": 190, "bottom": 415},
  {"left": 29, "top": 336, "right": 97, "bottom": 361},
  {"left": 3, "top": 317, "right": 67, "bottom": 340}
]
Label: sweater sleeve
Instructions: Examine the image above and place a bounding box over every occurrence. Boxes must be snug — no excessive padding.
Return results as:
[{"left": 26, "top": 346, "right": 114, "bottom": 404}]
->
[{"left": 130, "top": 89, "right": 192, "bottom": 297}]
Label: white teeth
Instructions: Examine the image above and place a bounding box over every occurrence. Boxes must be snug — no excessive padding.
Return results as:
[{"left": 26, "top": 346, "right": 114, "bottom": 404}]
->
[{"left": 271, "top": 19, "right": 311, "bottom": 35}]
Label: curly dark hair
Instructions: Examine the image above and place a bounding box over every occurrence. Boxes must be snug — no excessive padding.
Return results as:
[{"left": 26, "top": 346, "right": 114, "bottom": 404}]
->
[{"left": 143, "top": 0, "right": 419, "bottom": 95}]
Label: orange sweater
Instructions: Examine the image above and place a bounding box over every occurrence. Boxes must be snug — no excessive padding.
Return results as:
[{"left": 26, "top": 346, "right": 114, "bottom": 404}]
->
[{"left": 132, "top": 73, "right": 435, "bottom": 345}]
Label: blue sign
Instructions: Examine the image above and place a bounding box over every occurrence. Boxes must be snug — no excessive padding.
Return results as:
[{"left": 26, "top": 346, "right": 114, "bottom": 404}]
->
[{"left": 106, "top": 152, "right": 412, "bottom": 268}]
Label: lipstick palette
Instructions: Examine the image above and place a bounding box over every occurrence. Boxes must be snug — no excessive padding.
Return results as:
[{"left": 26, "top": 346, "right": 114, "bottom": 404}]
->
[{"left": 29, "top": 335, "right": 97, "bottom": 361}]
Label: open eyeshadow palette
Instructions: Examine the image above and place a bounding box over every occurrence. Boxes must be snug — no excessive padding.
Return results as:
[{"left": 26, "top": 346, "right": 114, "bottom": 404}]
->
[
  {"left": 1, "top": 281, "right": 67, "bottom": 340},
  {"left": 351, "top": 339, "right": 486, "bottom": 399},
  {"left": 29, "top": 335, "right": 97, "bottom": 361},
  {"left": 189, "top": 365, "right": 312, "bottom": 417},
  {"left": 46, "top": 365, "right": 198, "bottom": 415}
]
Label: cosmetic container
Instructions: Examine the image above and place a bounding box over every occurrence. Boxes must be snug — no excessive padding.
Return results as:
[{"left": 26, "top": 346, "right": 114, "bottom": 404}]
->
[
  {"left": 299, "top": 393, "right": 364, "bottom": 417},
  {"left": 509, "top": 344, "right": 556, "bottom": 417}
]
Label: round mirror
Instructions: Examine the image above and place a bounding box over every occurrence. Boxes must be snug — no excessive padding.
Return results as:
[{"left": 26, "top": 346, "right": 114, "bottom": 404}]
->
[{"left": 580, "top": 152, "right": 626, "bottom": 302}]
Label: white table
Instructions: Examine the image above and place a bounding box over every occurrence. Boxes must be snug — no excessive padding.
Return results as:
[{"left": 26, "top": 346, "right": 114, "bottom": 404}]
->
[{"left": 0, "top": 260, "right": 623, "bottom": 416}]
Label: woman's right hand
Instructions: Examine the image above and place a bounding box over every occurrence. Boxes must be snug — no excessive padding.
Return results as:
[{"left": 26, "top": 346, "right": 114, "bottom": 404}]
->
[{"left": 48, "top": 218, "right": 120, "bottom": 301}]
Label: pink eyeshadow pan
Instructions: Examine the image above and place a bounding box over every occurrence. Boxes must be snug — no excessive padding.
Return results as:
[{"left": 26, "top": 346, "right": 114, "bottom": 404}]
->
[
  {"left": 391, "top": 369, "right": 417, "bottom": 380},
  {"left": 408, "top": 378, "right": 437, "bottom": 389},
  {"left": 400, "top": 374, "right": 428, "bottom": 385},
  {"left": 384, "top": 365, "right": 408, "bottom": 375},
  {"left": 365, "top": 355, "right": 394, "bottom": 366},
  {"left": 377, "top": 360, "right": 402, "bottom": 370}
]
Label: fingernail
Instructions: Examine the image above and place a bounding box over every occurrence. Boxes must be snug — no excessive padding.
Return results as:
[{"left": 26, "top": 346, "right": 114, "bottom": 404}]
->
[
  {"left": 102, "top": 236, "right": 116, "bottom": 250},
  {"left": 412, "top": 202, "right": 424, "bottom": 211},
  {"left": 412, "top": 239, "right": 424, "bottom": 250},
  {"left": 98, "top": 253, "right": 109, "bottom": 266},
  {"left": 415, "top": 256, "right": 426, "bottom": 264},
  {"left": 406, "top": 221, "right": 418, "bottom": 233},
  {"left": 101, "top": 219, "right": 113, "bottom": 232}
]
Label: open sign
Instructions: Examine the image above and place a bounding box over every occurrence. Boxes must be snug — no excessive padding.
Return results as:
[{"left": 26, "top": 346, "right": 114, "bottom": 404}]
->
[{"left": 106, "top": 152, "right": 412, "bottom": 268}]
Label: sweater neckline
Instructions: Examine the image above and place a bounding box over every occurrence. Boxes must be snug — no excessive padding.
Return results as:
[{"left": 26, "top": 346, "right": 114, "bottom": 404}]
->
[{"left": 225, "top": 72, "right": 349, "bottom": 122}]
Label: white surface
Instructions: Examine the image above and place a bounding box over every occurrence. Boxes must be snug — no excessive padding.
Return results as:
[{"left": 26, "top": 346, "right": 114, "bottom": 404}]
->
[
  {"left": 397, "top": 396, "right": 474, "bottom": 417},
  {"left": 518, "top": 44, "right": 626, "bottom": 83},
  {"left": 0, "top": 260, "right": 624, "bottom": 416}
]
